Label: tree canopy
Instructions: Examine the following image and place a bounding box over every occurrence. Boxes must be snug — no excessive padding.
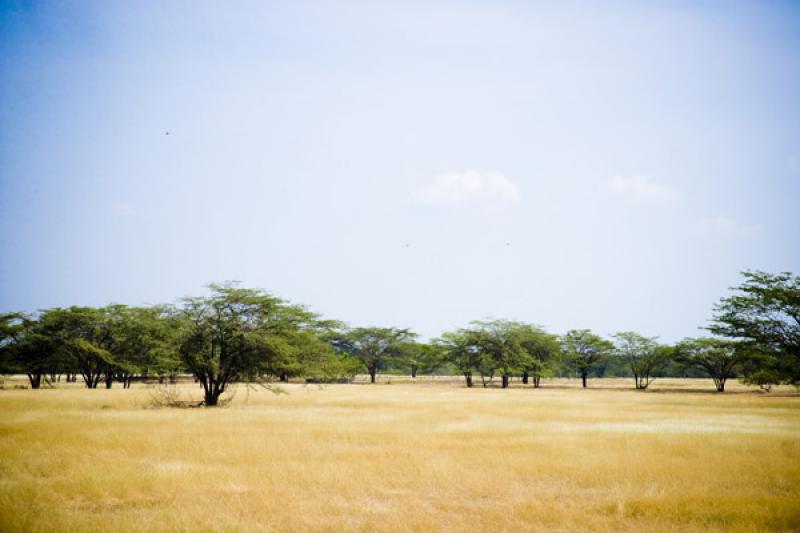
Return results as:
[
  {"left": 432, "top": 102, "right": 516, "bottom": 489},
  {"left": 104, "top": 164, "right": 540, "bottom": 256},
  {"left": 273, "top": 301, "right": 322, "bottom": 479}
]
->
[
  {"left": 674, "top": 337, "right": 748, "bottom": 392},
  {"left": 611, "top": 332, "right": 666, "bottom": 390},
  {"left": 2, "top": 270, "right": 798, "bottom": 396},
  {"left": 562, "top": 329, "right": 613, "bottom": 388},
  {"left": 337, "top": 327, "right": 415, "bottom": 383},
  {"left": 709, "top": 270, "right": 800, "bottom": 385}
]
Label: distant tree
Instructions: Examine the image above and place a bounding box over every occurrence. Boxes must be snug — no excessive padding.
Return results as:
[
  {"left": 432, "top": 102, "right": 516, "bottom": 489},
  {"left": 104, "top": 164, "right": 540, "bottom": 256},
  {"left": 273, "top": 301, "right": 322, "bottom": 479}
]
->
[
  {"left": 709, "top": 270, "right": 800, "bottom": 386},
  {"left": 435, "top": 330, "right": 481, "bottom": 387},
  {"left": 611, "top": 332, "right": 667, "bottom": 389},
  {"left": 0, "top": 313, "right": 25, "bottom": 348},
  {"left": 102, "top": 305, "right": 182, "bottom": 388},
  {"left": 343, "top": 327, "right": 415, "bottom": 383},
  {"left": 737, "top": 351, "right": 784, "bottom": 392},
  {"left": 562, "top": 329, "right": 612, "bottom": 388},
  {"left": 674, "top": 337, "right": 749, "bottom": 392},
  {"left": 468, "top": 320, "right": 530, "bottom": 388},
  {"left": 287, "top": 323, "right": 362, "bottom": 383},
  {"left": 256, "top": 306, "right": 331, "bottom": 382},
  {"left": 178, "top": 284, "right": 303, "bottom": 406},
  {"left": 34, "top": 307, "right": 116, "bottom": 389},
  {"left": 1, "top": 313, "right": 28, "bottom": 378},
  {"left": 399, "top": 341, "right": 442, "bottom": 378},
  {"left": 517, "top": 325, "right": 560, "bottom": 388},
  {"left": 0, "top": 312, "right": 57, "bottom": 388}
]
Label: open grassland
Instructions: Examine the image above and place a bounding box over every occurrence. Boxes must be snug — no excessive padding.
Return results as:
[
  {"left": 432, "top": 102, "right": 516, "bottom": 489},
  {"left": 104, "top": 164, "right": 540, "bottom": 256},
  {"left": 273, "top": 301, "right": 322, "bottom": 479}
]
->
[{"left": 1, "top": 378, "right": 799, "bottom": 532}]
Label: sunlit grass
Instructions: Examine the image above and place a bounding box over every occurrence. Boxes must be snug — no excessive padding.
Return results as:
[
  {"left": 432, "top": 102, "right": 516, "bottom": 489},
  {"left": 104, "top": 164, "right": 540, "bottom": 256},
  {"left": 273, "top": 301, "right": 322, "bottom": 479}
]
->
[{"left": 1, "top": 378, "right": 798, "bottom": 531}]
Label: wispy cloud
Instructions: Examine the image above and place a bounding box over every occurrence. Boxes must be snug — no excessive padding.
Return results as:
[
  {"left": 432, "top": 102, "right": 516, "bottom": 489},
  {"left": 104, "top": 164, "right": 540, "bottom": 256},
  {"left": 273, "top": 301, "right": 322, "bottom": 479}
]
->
[
  {"left": 607, "top": 176, "right": 680, "bottom": 204},
  {"left": 112, "top": 203, "right": 136, "bottom": 216},
  {"left": 416, "top": 170, "right": 520, "bottom": 212},
  {"left": 700, "top": 215, "right": 761, "bottom": 237}
]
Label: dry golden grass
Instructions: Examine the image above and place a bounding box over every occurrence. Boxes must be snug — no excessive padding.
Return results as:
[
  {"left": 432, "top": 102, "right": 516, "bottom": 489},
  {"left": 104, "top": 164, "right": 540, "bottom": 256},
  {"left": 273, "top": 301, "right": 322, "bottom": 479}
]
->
[{"left": 1, "top": 377, "right": 799, "bottom": 532}]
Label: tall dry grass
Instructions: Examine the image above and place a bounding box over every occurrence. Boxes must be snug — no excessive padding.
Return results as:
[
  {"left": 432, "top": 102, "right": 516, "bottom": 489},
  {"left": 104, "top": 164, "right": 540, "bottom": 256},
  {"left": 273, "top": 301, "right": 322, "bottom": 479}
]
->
[{"left": 0, "top": 378, "right": 798, "bottom": 531}]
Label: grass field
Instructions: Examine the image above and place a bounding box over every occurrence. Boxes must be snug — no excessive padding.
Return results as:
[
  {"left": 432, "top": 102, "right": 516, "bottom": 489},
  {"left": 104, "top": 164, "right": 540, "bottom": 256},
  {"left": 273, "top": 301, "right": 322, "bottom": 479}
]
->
[{"left": 1, "top": 377, "right": 799, "bottom": 532}]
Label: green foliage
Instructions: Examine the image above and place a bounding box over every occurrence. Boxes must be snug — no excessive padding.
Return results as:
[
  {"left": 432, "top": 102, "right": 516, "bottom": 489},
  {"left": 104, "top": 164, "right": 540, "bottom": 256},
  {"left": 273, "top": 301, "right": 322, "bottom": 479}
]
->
[
  {"left": 3, "top": 270, "right": 795, "bottom": 396},
  {"left": 36, "top": 307, "right": 114, "bottom": 388},
  {"left": 434, "top": 330, "right": 481, "bottom": 387},
  {"left": 709, "top": 270, "right": 800, "bottom": 386},
  {"left": 0, "top": 312, "right": 54, "bottom": 387},
  {"left": 561, "top": 329, "right": 613, "bottom": 387},
  {"left": 178, "top": 283, "right": 310, "bottom": 404},
  {"left": 436, "top": 320, "right": 560, "bottom": 388},
  {"left": 465, "top": 320, "right": 529, "bottom": 388},
  {"left": 289, "top": 328, "right": 360, "bottom": 383},
  {"left": 516, "top": 324, "right": 561, "bottom": 387},
  {"left": 611, "top": 332, "right": 668, "bottom": 389},
  {"left": 396, "top": 341, "right": 442, "bottom": 377},
  {"left": 336, "top": 327, "right": 415, "bottom": 383},
  {"left": 100, "top": 305, "right": 183, "bottom": 387},
  {"left": 674, "top": 337, "right": 749, "bottom": 392}
]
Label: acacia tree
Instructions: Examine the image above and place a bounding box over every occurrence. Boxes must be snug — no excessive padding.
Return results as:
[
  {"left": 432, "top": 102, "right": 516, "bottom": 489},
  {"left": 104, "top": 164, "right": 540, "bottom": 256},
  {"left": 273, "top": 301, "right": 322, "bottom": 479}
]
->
[
  {"left": 281, "top": 322, "right": 362, "bottom": 383},
  {"left": 709, "top": 270, "right": 800, "bottom": 386},
  {"left": 343, "top": 327, "right": 415, "bottom": 383},
  {"left": 399, "top": 341, "right": 441, "bottom": 378},
  {"left": 0, "top": 313, "right": 56, "bottom": 388},
  {"left": 611, "top": 331, "right": 666, "bottom": 389},
  {"left": 674, "top": 337, "right": 748, "bottom": 392},
  {"left": 562, "top": 329, "right": 612, "bottom": 388},
  {"left": 103, "top": 305, "right": 182, "bottom": 388},
  {"left": 469, "top": 320, "right": 528, "bottom": 389},
  {"left": 34, "top": 307, "right": 115, "bottom": 389},
  {"left": 517, "top": 325, "right": 560, "bottom": 388},
  {"left": 436, "top": 330, "right": 481, "bottom": 387},
  {"left": 178, "top": 284, "right": 302, "bottom": 406},
  {"left": 1, "top": 308, "right": 112, "bottom": 388}
]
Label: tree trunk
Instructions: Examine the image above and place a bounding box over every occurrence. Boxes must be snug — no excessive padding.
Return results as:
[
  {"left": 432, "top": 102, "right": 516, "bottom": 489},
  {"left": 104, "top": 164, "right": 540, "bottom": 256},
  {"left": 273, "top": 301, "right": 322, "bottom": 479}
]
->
[
  {"left": 205, "top": 390, "right": 219, "bottom": 406},
  {"left": 501, "top": 374, "right": 509, "bottom": 388},
  {"left": 27, "top": 373, "right": 42, "bottom": 389},
  {"left": 105, "top": 374, "right": 113, "bottom": 389},
  {"left": 204, "top": 380, "right": 226, "bottom": 406},
  {"left": 411, "top": 367, "right": 417, "bottom": 378},
  {"left": 84, "top": 373, "right": 99, "bottom": 388},
  {"left": 370, "top": 368, "right": 377, "bottom": 383},
  {"left": 465, "top": 374, "right": 473, "bottom": 388},
  {"left": 522, "top": 372, "right": 529, "bottom": 384},
  {"left": 533, "top": 375, "right": 541, "bottom": 388},
  {"left": 279, "top": 372, "right": 288, "bottom": 382},
  {"left": 581, "top": 371, "right": 588, "bottom": 388}
]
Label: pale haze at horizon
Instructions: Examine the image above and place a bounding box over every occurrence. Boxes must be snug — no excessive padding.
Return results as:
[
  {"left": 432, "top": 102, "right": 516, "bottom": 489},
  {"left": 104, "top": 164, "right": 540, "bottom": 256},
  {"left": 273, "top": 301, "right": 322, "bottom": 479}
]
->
[{"left": 1, "top": 1, "right": 799, "bottom": 342}]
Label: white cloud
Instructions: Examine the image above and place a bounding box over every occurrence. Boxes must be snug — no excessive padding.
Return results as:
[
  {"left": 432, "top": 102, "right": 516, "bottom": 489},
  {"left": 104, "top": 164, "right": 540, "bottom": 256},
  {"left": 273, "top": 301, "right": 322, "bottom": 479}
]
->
[
  {"left": 700, "top": 215, "right": 761, "bottom": 237},
  {"left": 607, "top": 176, "right": 680, "bottom": 204},
  {"left": 112, "top": 203, "right": 136, "bottom": 216},
  {"left": 416, "top": 170, "right": 520, "bottom": 211}
]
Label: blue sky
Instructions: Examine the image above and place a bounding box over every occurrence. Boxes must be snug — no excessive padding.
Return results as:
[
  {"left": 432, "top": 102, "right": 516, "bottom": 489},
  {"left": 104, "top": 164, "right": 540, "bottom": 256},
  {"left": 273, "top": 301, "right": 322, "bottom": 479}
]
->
[{"left": 1, "top": 1, "right": 799, "bottom": 342}]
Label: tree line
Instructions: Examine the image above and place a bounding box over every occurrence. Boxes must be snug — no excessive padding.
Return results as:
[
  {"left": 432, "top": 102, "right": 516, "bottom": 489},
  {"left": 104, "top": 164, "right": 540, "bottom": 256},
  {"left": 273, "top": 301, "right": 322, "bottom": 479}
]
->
[{"left": 1, "top": 271, "right": 798, "bottom": 404}]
